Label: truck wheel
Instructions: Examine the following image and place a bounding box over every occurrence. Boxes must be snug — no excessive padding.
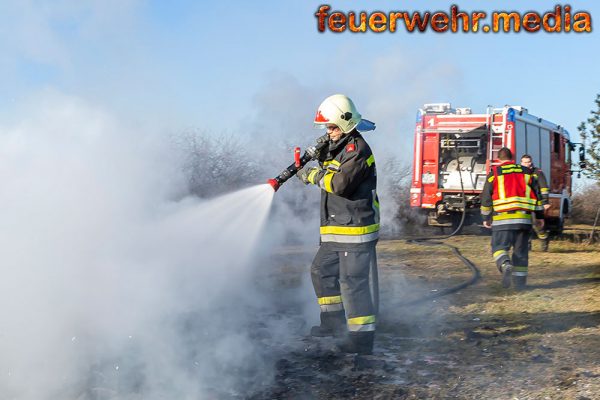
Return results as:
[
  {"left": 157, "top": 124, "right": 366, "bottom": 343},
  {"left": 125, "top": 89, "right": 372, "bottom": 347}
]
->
[
  {"left": 546, "top": 217, "right": 564, "bottom": 236},
  {"left": 552, "top": 201, "right": 567, "bottom": 236},
  {"left": 555, "top": 216, "right": 564, "bottom": 236}
]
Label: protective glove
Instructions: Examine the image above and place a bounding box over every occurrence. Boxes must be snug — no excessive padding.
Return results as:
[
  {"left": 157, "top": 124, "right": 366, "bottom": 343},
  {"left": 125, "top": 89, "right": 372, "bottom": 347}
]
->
[{"left": 297, "top": 166, "right": 321, "bottom": 185}]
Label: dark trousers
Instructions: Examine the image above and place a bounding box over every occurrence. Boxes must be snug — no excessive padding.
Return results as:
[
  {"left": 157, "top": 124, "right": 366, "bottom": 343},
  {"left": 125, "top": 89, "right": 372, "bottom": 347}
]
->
[
  {"left": 491, "top": 228, "right": 531, "bottom": 278},
  {"left": 311, "top": 244, "right": 376, "bottom": 332}
]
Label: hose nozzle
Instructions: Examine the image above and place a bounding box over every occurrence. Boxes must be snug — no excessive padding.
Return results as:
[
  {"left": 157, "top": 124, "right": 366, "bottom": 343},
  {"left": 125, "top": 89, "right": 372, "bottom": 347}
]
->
[
  {"left": 267, "top": 178, "right": 280, "bottom": 192},
  {"left": 268, "top": 134, "right": 329, "bottom": 193}
]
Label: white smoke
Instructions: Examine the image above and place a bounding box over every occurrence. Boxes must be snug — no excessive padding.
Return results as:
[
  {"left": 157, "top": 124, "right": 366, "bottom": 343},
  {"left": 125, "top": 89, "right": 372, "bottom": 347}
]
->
[{"left": 0, "top": 90, "right": 293, "bottom": 399}]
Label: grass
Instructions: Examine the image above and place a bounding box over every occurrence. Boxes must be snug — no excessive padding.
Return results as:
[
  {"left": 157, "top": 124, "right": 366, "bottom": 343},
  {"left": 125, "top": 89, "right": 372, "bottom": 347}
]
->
[
  {"left": 393, "top": 234, "right": 599, "bottom": 313},
  {"left": 267, "top": 231, "right": 600, "bottom": 399}
]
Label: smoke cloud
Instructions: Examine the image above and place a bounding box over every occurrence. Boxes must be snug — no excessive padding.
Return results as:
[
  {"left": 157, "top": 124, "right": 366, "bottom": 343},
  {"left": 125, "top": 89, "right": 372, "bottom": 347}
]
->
[
  {"left": 0, "top": 90, "right": 306, "bottom": 399},
  {"left": 0, "top": 43, "right": 463, "bottom": 398}
]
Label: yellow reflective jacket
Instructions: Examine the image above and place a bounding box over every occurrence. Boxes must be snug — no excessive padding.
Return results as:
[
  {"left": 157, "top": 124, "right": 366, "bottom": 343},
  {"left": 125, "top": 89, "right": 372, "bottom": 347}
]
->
[{"left": 481, "top": 161, "right": 544, "bottom": 230}]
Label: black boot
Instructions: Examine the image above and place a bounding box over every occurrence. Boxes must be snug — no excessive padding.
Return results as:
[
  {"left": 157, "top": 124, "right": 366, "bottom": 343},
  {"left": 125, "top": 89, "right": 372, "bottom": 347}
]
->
[
  {"left": 337, "top": 331, "right": 374, "bottom": 355},
  {"left": 512, "top": 275, "right": 527, "bottom": 291},
  {"left": 500, "top": 261, "right": 513, "bottom": 288},
  {"left": 310, "top": 311, "right": 346, "bottom": 337}
]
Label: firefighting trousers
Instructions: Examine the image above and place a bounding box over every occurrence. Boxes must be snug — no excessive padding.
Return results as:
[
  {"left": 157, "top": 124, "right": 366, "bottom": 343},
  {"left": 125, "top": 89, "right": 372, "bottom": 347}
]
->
[
  {"left": 310, "top": 243, "right": 376, "bottom": 332},
  {"left": 491, "top": 228, "right": 531, "bottom": 279}
]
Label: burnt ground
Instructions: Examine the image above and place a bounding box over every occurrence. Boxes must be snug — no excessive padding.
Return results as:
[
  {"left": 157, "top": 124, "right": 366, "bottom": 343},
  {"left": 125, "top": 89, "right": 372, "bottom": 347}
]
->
[{"left": 254, "top": 230, "right": 600, "bottom": 400}]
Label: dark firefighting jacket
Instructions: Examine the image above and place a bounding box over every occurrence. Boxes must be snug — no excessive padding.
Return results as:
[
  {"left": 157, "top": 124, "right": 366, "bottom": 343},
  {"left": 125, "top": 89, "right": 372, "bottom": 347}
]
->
[
  {"left": 532, "top": 167, "right": 549, "bottom": 206},
  {"left": 306, "top": 130, "right": 379, "bottom": 249},
  {"left": 480, "top": 161, "right": 544, "bottom": 230}
]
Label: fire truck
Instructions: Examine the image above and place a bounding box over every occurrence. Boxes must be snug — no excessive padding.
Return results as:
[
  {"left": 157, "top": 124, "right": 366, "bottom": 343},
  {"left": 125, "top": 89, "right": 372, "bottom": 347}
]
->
[{"left": 410, "top": 103, "right": 585, "bottom": 233}]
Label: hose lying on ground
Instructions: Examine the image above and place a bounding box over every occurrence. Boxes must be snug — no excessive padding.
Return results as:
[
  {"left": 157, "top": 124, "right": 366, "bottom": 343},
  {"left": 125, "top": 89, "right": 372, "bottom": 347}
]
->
[
  {"left": 402, "top": 238, "right": 481, "bottom": 305},
  {"left": 399, "top": 146, "right": 481, "bottom": 305}
]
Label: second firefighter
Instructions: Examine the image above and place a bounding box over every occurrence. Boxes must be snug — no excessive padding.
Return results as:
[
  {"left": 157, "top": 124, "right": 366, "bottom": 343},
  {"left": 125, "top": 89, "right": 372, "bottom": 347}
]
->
[{"left": 481, "top": 147, "right": 544, "bottom": 290}]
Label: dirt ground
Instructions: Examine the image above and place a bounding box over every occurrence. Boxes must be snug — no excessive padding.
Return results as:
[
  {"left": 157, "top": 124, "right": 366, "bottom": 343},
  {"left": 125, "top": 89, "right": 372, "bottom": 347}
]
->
[{"left": 255, "top": 228, "right": 600, "bottom": 400}]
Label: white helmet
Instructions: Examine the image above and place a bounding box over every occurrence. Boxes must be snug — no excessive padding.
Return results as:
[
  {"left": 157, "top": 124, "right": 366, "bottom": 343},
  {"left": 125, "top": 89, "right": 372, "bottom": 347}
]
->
[{"left": 314, "top": 94, "right": 362, "bottom": 133}]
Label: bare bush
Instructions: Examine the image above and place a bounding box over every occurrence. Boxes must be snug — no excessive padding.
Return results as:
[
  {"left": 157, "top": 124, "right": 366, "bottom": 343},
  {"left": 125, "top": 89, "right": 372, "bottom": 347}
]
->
[
  {"left": 571, "top": 182, "right": 600, "bottom": 225},
  {"left": 171, "top": 129, "right": 321, "bottom": 244},
  {"left": 173, "top": 130, "right": 264, "bottom": 199}
]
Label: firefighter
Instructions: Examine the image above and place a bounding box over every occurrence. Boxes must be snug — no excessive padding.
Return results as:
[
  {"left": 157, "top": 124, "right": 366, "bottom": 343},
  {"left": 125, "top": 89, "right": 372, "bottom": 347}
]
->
[
  {"left": 296, "top": 94, "right": 379, "bottom": 355},
  {"left": 481, "top": 147, "right": 544, "bottom": 290},
  {"left": 520, "top": 154, "right": 551, "bottom": 251}
]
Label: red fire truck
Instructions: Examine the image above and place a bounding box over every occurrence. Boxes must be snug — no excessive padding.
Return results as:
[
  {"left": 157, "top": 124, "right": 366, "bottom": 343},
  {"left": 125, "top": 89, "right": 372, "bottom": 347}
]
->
[{"left": 410, "top": 103, "right": 585, "bottom": 233}]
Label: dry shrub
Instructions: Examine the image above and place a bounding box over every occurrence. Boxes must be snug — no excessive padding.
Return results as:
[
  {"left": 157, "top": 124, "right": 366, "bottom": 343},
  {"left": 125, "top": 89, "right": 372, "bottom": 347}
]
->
[
  {"left": 174, "top": 130, "right": 264, "bottom": 199},
  {"left": 570, "top": 182, "right": 600, "bottom": 225},
  {"left": 172, "top": 129, "right": 320, "bottom": 245}
]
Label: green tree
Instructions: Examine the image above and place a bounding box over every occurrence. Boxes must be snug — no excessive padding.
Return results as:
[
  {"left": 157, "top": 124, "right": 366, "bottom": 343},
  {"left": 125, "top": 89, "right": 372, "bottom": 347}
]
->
[{"left": 578, "top": 94, "right": 600, "bottom": 180}]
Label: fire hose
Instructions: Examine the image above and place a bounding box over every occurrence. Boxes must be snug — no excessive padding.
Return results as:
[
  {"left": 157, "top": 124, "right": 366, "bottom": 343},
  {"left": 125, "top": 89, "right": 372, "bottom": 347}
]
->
[
  {"left": 402, "top": 239, "right": 480, "bottom": 305},
  {"left": 267, "top": 134, "right": 330, "bottom": 192},
  {"left": 402, "top": 140, "right": 481, "bottom": 305}
]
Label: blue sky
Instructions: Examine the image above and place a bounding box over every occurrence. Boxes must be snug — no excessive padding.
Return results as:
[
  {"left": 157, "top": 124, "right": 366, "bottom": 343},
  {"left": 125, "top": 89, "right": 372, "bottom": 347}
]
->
[{"left": 1, "top": 0, "right": 599, "bottom": 155}]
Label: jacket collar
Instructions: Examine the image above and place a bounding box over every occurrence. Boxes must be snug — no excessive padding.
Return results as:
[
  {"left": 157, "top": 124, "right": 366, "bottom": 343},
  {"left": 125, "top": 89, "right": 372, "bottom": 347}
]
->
[{"left": 328, "top": 130, "right": 360, "bottom": 153}]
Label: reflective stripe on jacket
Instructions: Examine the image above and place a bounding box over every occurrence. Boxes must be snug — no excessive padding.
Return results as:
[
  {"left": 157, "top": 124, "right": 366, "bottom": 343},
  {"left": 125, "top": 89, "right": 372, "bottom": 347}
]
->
[
  {"left": 310, "top": 130, "right": 379, "bottom": 247},
  {"left": 480, "top": 161, "right": 543, "bottom": 230}
]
